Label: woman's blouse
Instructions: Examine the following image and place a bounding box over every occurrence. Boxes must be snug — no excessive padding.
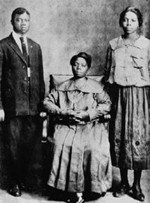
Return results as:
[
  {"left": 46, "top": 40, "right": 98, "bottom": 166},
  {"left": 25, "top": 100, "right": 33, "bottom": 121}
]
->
[
  {"left": 44, "top": 77, "right": 111, "bottom": 123},
  {"left": 105, "top": 35, "right": 150, "bottom": 86}
]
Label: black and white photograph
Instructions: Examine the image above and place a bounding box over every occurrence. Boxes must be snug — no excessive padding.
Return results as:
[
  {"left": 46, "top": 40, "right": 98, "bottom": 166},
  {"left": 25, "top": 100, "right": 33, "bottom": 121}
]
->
[{"left": 0, "top": 0, "right": 150, "bottom": 203}]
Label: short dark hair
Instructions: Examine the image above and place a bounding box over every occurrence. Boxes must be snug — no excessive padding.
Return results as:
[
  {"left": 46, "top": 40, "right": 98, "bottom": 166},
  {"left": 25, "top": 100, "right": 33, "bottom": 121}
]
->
[
  {"left": 11, "top": 7, "right": 30, "bottom": 24},
  {"left": 119, "top": 6, "right": 143, "bottom": 27},
  {"left": 70, "top": 52, "right": 92, "bottom": 68}
]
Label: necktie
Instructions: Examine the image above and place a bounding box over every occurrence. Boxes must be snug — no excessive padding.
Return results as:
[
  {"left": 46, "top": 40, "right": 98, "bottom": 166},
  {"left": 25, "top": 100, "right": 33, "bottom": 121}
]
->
[
  {"left": 20, "top": 37, "right": 30, "bottom": 78},
  {"left": 20, "top": 37, "right": 28, "bottom": 64}
]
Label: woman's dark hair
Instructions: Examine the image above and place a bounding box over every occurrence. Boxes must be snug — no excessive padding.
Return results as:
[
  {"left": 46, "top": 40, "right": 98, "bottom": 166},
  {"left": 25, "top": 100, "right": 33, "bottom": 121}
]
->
[
  {"left": 119, "top": 6, "right": 143, "bottom": 27},
  {"left": 11, "top": 7, "right": 30, "bottom": 24},
  {"left": 70, "top": 52, "right": 92, "bottom": 68}
]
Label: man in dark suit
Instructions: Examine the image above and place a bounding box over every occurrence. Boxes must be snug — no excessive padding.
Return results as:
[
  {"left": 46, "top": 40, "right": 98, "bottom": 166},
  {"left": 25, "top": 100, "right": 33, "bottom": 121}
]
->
[{"left": 0, "top": 7, "right": 45, "bottom": 196}]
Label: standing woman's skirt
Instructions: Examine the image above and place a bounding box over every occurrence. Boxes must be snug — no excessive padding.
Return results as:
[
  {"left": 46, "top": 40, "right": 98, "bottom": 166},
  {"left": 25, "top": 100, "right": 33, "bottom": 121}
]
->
[{"left": 109, "top": 84, "right": 150, "bottom": 170}]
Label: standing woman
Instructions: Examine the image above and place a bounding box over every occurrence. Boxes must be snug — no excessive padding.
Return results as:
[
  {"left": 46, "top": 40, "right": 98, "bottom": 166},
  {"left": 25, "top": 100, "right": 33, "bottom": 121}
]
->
[{"left": 104, "top": 6, "right": 150, "bottom": 202}]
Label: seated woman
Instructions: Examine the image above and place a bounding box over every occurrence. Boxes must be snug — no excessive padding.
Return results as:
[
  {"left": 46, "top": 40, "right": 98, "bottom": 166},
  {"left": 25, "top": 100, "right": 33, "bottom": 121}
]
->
[{"left": 43, "top": 52, "right": 112, "bottom": 203}]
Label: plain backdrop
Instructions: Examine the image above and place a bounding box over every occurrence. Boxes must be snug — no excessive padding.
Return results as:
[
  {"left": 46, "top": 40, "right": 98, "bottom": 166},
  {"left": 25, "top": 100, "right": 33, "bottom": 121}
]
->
[{"left": 0, "top": 0, "right": 150, "bottom": 93}]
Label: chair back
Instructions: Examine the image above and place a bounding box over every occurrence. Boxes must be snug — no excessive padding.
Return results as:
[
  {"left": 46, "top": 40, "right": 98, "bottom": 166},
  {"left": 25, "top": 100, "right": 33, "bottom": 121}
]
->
[{"left": 49, "top": 74, "right": 104, "bottom": 92}]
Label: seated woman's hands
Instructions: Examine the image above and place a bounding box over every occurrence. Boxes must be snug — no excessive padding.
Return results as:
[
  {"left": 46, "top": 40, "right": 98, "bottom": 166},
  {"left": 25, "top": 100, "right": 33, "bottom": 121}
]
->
[
  {"left": 58, "top": 109, "right": 90, "bottom": 124},
  {"left": 73, "top": 111, "right": 90, "bottom": 123},
  {"left": 57, "top": 108, "right": 110, "bottom": 124},
  {"left": 56, "top": 109, "right": 75, "bottom": 123}
]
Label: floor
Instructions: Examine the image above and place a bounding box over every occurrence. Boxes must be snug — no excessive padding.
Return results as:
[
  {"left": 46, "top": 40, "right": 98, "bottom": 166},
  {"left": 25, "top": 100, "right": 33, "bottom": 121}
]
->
[{"left": 0, "top": 168, "right": 150, "bottom": 203}]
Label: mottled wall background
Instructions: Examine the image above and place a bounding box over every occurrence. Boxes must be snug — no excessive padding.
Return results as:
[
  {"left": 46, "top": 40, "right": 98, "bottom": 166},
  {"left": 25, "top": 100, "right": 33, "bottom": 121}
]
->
[
  {"left": 0, "top": 0, "right": 150, "bottom": 92},
  {"left": 0, "top": 0, "right": 150, "bottom": 189}
]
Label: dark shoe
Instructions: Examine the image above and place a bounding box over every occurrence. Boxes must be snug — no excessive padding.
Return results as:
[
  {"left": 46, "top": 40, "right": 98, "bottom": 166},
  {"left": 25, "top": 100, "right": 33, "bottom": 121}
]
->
[
  {"left": 8, "top": 184, "right": 22, "bottom": 197},
  {"left": 132, "top": 187, "right": 145, "bottom": 202},
  {"left": 101, "top": 192, "right": 106, "bottom": 197},
  {"left": 113, "top": 183, "right": 131, "bottom": 197},
  {"left": 20, "top": 182, "right": 32, "bottom": 192},
  {"left": 20, "top": 182, "right": 26, "bottom": 190}
]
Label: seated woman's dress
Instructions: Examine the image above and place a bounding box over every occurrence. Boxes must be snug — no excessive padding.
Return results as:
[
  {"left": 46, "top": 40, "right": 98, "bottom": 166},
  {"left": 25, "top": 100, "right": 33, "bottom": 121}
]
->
[{"left": 44, "top": 77, "right": 112, "bottom": 195}]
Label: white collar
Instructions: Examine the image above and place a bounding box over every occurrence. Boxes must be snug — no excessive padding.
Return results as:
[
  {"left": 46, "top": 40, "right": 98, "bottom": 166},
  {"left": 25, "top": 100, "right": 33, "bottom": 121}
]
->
[
  {"left": 12, "top": 31, "right": 27, "bottom": 41},
  {"left": 12, "top": 31, "right": 28, "bottom": 53}
]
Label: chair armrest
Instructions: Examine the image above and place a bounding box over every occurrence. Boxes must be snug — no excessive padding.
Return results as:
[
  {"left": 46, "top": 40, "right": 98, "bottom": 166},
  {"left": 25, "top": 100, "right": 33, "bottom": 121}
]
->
[
  {"left": 40, "top": 112, "right": 48, "bottom": 143},
  {"left": 99, "top": 114, "right": 111, "bottom": 122}
]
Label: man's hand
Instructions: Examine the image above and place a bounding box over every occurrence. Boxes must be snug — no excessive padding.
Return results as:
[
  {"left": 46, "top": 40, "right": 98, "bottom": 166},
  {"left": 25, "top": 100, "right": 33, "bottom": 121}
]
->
[{"left": 0, "top": 109, "right": 5, "bottom": 122}]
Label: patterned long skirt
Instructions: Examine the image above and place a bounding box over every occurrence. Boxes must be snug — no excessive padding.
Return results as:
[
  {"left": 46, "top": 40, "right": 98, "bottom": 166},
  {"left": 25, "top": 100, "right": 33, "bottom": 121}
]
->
[{"left": 109, "top": 84, "right": 150, "bottom": 170}]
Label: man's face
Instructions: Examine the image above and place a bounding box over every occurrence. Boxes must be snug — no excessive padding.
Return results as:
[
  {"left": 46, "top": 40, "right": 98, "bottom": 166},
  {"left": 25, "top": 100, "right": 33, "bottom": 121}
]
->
[{"left": 12, "top": 12, "right": 30, "bottom": 35}]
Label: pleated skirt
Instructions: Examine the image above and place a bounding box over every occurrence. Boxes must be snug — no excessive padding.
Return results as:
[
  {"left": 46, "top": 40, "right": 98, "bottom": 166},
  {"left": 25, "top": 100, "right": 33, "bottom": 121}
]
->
[
  {"left": 47, "top": 121, "right": 112, "bottom": 194},
  {"left": 109, "top": 84, "right": 150, "bottom": 170}
]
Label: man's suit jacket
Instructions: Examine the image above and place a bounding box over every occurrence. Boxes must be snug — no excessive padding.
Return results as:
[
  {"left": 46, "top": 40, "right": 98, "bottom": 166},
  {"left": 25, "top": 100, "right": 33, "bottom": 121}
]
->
[{"left": 0, "top": 34, "right": 45, "bottom": 117}]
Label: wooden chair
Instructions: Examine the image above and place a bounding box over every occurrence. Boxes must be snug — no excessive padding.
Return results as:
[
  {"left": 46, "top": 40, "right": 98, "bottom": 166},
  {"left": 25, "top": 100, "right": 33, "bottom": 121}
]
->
[{"left": 41, "top": 74, "right": 110, "bottom": 143}]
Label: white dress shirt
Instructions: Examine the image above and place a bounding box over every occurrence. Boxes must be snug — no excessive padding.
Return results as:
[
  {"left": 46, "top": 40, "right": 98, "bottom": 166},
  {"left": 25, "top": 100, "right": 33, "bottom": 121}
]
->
[{"left": 12, "top": 31, "right": 28, "bottom": 54}]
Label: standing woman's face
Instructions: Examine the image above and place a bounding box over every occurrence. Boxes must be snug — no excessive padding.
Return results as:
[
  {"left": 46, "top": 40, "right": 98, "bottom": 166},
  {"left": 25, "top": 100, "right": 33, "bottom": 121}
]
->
[
  {"left": 72, "top": 57, "right": 89, "bottom": 78},
  {"left": 12, "top": 12, "right": 30, "bottom": 35},
  {"left": 122, "top": 11, "right": 139, "bottom": 35}
]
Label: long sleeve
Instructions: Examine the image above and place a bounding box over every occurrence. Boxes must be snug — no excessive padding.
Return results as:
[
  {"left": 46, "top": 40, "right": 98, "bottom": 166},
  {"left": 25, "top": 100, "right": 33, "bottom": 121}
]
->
[
  {"left": 87, "top": 90, "right": 111, "bottom": 121},
  {"left": 38, "top": 46, "right": 45, "bottom": 101},
  {"left": 148, "top": 42, "right": 150, "bottom": 78},
  {"left": 104, "top": 45, "right": 112, "bottom": 83},
  {"left": 43, "top": 89, "right": 61, "bottom": 115},
  {"left": 0, "top": 45, "right": 3, "bottom": 110}
]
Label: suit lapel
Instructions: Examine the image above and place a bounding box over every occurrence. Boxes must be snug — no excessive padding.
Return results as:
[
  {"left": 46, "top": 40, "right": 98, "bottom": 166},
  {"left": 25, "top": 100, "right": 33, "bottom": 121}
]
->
[
  {"left": 7, "top": 34, "right": 27, "bottom": 65},
  {"left": 27, "top": 38, "right": 34, "bottom": 66}
]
